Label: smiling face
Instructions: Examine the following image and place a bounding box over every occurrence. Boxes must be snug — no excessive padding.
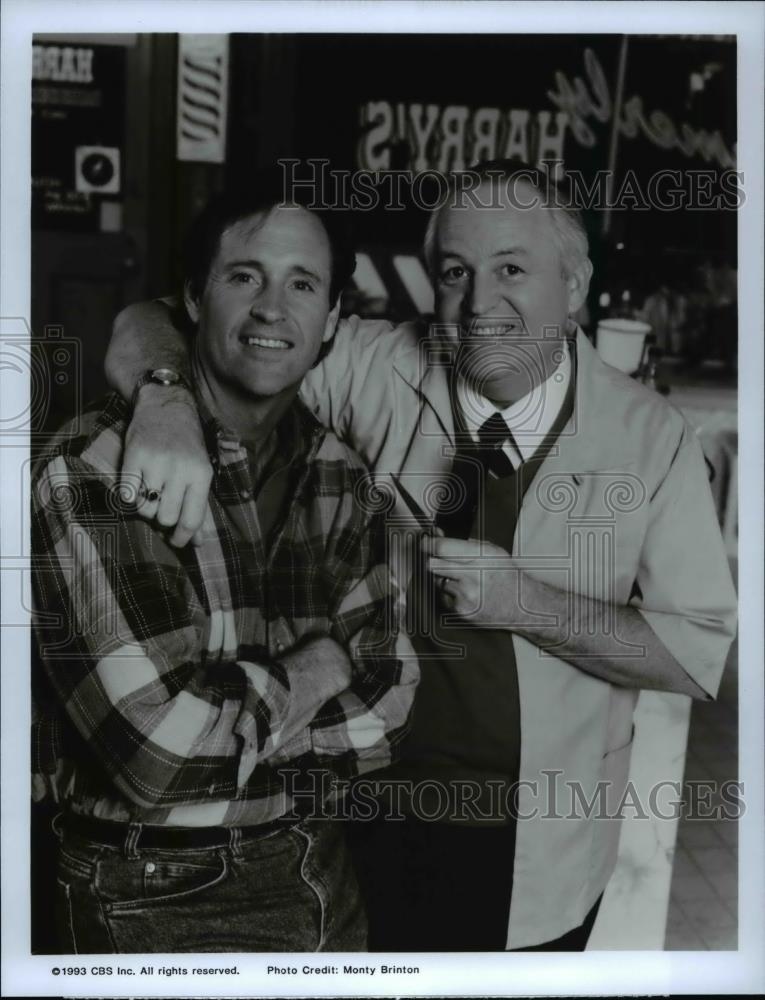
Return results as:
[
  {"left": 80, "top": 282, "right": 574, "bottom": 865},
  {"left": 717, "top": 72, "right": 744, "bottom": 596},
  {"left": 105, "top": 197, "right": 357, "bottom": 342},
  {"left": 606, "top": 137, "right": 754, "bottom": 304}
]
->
[
  {"left": 185, "top": 205, "right": 338, "bottom": 428},
  {"left": 433, "top": 179, "right": 591, "bottom": 406}
]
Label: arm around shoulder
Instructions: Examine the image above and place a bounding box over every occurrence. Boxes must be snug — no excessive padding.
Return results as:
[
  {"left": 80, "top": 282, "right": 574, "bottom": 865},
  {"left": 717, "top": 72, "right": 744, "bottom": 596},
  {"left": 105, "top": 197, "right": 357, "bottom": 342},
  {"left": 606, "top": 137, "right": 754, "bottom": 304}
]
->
[
  {"left": 300, "top": 314, "right": 415, "bottom": 438},
  {"left": 106, "top": 296, "right": 189, "bottom": 399},
  {"left": 107, "top": 297, "right": 212, "bottom": 546}
]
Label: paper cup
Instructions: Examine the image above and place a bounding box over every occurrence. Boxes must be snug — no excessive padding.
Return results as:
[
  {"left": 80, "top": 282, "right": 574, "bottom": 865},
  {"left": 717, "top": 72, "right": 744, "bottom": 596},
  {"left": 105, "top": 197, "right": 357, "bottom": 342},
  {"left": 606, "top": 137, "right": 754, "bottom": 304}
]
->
[{"left": 596, "top": 318, "right": 652, "bottom": 374}]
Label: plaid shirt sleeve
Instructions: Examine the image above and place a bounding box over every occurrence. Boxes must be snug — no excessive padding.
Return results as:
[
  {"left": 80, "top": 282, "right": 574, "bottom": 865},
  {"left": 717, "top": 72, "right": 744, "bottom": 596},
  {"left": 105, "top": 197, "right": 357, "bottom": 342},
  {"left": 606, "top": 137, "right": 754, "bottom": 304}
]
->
[
  {"left": 301, "top": 466, "right": 418, "bottom": 776},
  {"left": 32, "top": 453, "right": 302, "bottom": 809}
]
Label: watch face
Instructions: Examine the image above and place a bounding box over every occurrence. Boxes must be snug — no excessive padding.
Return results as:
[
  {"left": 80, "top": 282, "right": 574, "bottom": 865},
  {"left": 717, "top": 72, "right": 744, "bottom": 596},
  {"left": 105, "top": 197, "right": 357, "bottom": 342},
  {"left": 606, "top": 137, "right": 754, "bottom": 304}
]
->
[{"left": 151, "top": 368, "right": 180, "bottom": 386}]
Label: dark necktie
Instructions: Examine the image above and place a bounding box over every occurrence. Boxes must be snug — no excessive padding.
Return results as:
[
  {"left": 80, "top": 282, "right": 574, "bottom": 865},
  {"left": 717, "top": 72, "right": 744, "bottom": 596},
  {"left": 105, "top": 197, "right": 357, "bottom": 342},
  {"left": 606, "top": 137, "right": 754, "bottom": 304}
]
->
[
  {"left": 436, "top": 412, "right": 517, "bottom": 538},
  {"left": 477, "top": 412, "right": 517, "bottom": 478}
]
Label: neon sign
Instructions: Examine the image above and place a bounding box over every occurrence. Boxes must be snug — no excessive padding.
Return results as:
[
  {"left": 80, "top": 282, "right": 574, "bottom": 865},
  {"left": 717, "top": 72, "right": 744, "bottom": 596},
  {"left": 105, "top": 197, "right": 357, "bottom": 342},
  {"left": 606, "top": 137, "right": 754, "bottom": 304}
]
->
[{"left": 356, "top": 48, "right": 735, "bottom": 173}]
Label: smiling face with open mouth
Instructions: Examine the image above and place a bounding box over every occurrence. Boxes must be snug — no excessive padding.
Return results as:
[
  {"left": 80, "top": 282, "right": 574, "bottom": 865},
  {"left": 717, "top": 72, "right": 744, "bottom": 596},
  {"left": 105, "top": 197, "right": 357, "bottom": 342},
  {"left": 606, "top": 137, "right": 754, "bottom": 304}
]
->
[
  {"left": 186, "top": 204, "right": 337, "bottom": 425},
  {"left": 433, "top": 178, "right": 589, "bottom": 406}
]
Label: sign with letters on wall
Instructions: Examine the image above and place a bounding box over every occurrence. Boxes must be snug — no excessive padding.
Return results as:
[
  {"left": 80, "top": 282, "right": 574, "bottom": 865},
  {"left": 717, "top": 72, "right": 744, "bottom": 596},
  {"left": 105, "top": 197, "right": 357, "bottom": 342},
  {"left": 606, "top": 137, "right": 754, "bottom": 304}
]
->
[
  {"left": 356, "top": 47, "right": 736, "bottom": 176},
  {"left": 32, "top": 42, "right": 126, "bottom": 231}
]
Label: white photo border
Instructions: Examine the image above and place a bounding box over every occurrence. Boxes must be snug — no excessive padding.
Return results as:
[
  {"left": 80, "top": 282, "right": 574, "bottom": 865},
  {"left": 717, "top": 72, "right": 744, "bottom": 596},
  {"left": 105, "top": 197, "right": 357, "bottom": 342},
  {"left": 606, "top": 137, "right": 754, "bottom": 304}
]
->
[{"left": 2, "top": 1, "right": 763, "bottom": 996}]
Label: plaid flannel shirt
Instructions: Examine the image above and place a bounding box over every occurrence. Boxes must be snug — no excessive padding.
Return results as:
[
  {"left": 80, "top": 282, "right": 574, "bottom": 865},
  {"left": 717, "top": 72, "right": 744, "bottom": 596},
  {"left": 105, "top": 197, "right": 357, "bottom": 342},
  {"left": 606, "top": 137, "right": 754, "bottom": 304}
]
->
[{"left": 32, "top": 391, "right": 417, "bottom": 826}]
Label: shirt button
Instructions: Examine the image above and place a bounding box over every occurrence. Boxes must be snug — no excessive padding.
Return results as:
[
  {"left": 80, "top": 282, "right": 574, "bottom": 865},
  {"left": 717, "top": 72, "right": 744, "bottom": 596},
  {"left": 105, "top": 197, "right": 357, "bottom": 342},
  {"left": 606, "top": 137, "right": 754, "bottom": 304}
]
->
[
  {"left": 145, "top": 861, "right": 156, "bottom": 874},
  {"left": 239, "top": 489, "right": 251, "bottom": 500},
  {"left": 275, "top": 641, "right": 285, "bottom": 653}
]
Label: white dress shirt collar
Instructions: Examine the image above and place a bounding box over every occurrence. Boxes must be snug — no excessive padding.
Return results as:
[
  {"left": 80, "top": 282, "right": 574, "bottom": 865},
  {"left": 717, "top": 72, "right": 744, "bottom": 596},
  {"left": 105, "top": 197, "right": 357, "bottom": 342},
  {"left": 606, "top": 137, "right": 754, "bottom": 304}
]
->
[{"left": 456, "top": 339, "right": 572, "bottom": 467}]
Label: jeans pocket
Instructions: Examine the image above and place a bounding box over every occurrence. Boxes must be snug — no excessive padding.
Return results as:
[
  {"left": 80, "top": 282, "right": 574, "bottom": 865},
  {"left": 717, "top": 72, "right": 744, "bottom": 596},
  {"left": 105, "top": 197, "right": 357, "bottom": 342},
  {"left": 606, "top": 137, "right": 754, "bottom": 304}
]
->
[
  {"left": 95, "top": 851, "right": 229, "bottom": 913},
  {"left": 59, "top": 845, "right": 97, "bottom": 881}
]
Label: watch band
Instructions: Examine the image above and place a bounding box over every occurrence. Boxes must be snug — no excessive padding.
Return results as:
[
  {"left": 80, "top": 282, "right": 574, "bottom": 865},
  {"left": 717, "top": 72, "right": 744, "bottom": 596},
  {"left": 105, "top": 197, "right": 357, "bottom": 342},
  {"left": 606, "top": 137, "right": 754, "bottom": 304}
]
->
[{"left": 131, "top": 368, "right": 192, "bottom": 411}]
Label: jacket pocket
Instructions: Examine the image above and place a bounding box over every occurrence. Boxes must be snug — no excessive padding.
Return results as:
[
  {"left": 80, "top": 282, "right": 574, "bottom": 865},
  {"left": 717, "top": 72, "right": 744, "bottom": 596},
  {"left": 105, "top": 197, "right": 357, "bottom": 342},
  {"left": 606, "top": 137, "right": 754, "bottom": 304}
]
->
[{"left": 603, "top": 724, "right": 636, "bottom": 761}]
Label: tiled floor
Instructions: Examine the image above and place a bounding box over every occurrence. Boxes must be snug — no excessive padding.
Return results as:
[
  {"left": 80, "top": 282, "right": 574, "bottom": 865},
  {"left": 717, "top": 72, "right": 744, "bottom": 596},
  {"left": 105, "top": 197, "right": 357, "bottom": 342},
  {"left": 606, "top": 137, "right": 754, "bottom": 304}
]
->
[{"left": 665, "top": 621, "right": 738, "bottom": 950}]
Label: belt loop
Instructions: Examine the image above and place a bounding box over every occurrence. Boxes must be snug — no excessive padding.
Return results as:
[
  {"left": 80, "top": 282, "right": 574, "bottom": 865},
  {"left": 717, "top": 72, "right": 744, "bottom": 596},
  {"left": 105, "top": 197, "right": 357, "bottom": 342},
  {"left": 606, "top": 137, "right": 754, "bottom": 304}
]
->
[
  {"left": 228, "top": 826, "right": 243, "bottom": 859},
  {"left": 124, "top": 822, "right": 142, "bottom": 859}
]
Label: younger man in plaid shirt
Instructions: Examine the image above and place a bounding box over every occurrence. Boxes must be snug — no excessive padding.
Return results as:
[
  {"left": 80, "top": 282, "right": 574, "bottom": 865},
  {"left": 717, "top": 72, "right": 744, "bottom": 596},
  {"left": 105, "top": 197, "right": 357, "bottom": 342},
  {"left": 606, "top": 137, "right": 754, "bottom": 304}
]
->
[{"left": 32, "top": 180, "right": 417, "bottom": 953}]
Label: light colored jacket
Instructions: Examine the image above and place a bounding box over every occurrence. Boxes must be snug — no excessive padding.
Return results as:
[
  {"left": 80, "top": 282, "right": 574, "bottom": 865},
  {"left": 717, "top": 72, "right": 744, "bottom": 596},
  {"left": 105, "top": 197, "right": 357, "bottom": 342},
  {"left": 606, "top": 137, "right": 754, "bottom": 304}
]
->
[{"left": 302, "top": 315, "right": 737, "bottom": 948}]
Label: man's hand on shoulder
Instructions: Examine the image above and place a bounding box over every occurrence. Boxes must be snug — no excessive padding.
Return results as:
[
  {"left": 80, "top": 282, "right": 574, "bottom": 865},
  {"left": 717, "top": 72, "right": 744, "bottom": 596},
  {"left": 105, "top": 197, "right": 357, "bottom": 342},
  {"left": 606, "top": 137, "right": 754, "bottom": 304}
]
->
[{"left": 123, "top": 383, "right": 213, "bottom": 547}]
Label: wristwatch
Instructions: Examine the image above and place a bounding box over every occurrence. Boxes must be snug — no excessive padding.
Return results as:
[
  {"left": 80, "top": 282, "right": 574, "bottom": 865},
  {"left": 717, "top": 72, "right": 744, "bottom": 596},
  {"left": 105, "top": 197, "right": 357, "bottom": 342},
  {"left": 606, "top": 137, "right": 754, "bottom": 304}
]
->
[{"left": 131, "top": 368, "right": 192, "bottom": 410}]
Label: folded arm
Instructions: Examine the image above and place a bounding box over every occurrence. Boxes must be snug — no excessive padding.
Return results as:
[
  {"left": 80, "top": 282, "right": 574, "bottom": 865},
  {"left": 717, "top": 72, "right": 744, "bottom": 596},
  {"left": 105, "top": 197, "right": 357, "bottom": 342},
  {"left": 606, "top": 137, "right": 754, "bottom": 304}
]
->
[
  {"left": 31, "top": 456, "right": 373, "bottom": 808},
  {"left": 267, "top": 493, "right": 419, "bottom": 778},
  {"left": 505, "top": 579, "right": 717, "bottom": 698}
]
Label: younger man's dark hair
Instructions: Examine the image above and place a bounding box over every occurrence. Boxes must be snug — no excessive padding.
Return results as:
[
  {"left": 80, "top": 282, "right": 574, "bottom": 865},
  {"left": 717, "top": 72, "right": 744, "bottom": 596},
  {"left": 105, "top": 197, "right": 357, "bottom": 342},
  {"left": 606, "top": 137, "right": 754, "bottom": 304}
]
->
[{"left": 182, "top": 166, "right": 356, "bottom": 307}]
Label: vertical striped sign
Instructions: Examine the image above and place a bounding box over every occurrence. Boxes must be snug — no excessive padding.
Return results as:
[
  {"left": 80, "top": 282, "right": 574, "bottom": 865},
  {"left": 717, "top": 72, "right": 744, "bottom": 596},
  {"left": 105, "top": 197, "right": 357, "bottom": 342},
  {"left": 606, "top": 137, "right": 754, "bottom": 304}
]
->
[{"left": 176, "top": 35, "right": 229, "bottom": 163}]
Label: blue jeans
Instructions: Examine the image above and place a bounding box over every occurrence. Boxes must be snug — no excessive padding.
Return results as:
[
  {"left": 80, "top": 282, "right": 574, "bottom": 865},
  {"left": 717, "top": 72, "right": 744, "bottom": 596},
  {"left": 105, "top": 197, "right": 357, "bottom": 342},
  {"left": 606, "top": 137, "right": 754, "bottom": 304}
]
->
[{"left": 54, "top": 818, "right": 366, "bottom": 953}]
